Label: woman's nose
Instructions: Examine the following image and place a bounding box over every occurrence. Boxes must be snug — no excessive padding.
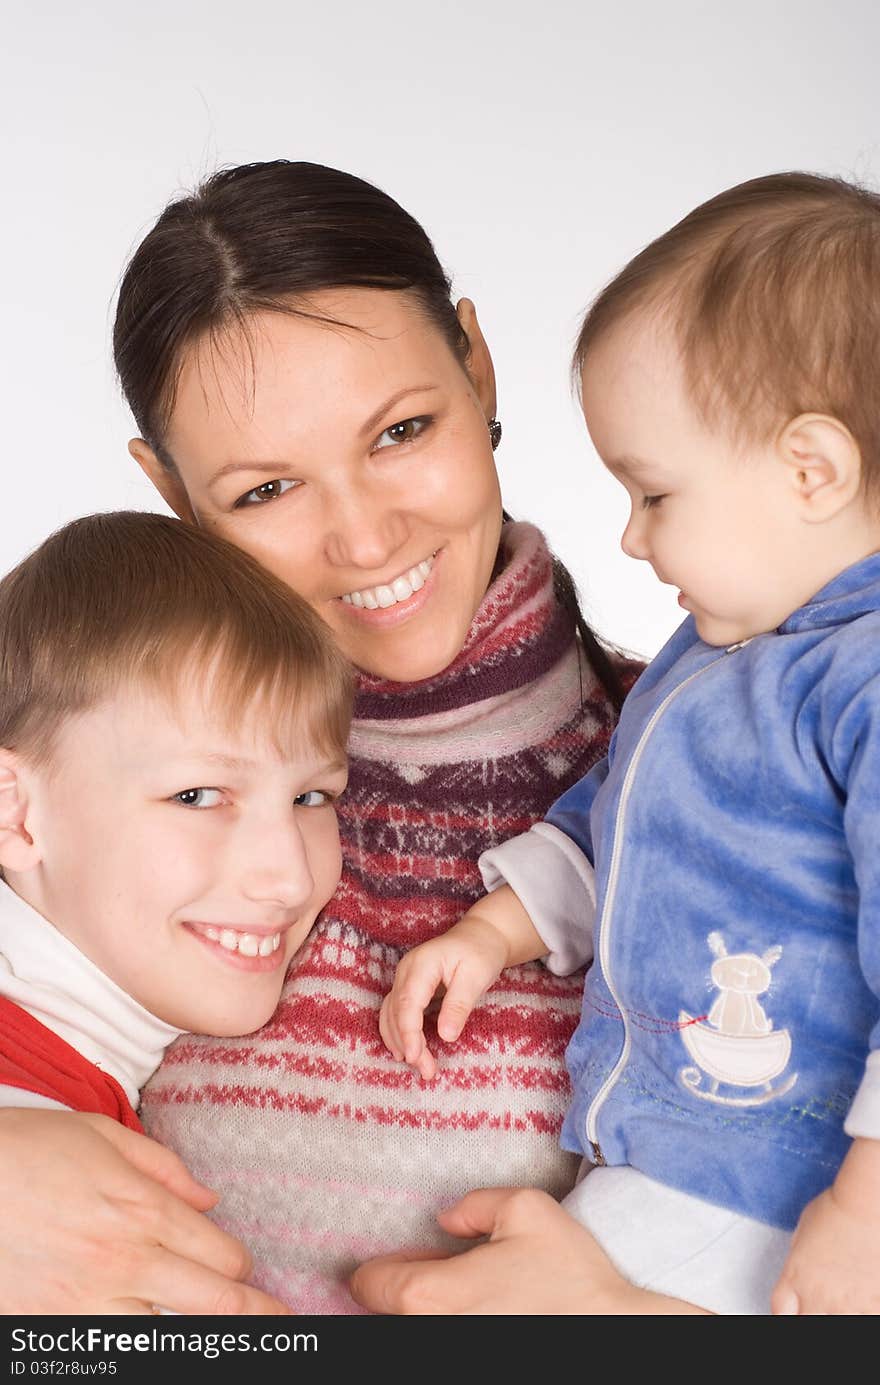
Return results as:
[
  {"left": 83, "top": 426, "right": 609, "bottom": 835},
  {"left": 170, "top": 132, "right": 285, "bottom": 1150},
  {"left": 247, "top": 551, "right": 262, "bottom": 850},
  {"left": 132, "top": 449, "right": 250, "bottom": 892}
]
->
[
  {"left": 322, "top": 489, "right": 409, "bottom": 572},
  {"left": 237, "top": 814, "right": 316, "bottom": 910}
]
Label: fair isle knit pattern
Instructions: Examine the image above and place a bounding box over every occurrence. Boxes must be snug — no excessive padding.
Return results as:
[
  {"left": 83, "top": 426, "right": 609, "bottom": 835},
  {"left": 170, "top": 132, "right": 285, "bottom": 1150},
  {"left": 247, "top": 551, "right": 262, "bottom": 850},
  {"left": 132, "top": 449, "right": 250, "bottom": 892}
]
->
[{"left": 140, "top": 522, "right": 629, "bottom": 1314}]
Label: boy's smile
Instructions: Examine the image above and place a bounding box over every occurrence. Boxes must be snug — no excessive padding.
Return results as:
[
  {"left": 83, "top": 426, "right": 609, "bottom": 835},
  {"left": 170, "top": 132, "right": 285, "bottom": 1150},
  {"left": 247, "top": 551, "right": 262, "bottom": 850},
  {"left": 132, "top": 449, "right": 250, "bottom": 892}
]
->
[{"left": 7, "top": 679, "right": 347, "bottom": 1036}]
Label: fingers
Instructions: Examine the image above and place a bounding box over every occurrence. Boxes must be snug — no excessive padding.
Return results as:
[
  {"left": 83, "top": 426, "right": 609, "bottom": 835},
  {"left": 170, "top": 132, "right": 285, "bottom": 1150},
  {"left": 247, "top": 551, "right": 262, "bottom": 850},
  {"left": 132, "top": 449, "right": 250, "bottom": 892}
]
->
[
  {"left": 435, "top": 961, "right": 491, "bottom": 1042},
  {"left": 137, "top": 1247, "right": 291, "bottom": 1316},
  {"left": 379, "top": 959, "right": 444, "bottom": 1077},
  {"left": 435, "top": 1186, "right": 559, "bottom": 1241},
  {"left": 82, "top": 1114, "right": 218, "bottom": 1210},
  {"left": 349, "top": 1249, "right": 462, "bottom": 1316}
]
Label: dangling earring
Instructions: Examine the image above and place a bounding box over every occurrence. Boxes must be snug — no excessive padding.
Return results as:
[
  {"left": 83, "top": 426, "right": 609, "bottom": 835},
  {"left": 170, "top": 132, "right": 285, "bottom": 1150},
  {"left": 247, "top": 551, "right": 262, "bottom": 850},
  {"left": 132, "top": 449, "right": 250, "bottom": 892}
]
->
[{"left": 488, "top": 418, "right": 502, "bottom": 451}]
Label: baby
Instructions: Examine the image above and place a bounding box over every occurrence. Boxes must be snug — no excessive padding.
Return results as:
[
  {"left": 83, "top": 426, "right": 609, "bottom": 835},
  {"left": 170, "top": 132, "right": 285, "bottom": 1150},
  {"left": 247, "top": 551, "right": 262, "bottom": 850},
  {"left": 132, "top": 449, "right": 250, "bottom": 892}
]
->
[
  {"left": 0, "top": 511, "right": 351, "bottom": 1138},
  {"left": 379, "top": 172, "right": 880, "bottom": 1315}
]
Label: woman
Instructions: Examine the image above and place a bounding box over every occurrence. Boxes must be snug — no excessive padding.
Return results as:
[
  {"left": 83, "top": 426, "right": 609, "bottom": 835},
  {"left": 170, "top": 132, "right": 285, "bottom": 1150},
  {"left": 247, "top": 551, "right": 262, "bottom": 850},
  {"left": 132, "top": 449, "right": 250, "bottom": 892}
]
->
[{"left": 0, "top": 161, "right": 636, "bottom": 1314}]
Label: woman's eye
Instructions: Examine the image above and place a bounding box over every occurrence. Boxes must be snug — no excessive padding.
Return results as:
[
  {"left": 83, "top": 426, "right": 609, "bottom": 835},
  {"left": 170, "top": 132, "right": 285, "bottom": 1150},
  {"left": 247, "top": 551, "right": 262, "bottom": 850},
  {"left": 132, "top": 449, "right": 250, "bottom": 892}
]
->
[
  {"left": 235, "top": 478, "right": 300, "bottom": 508},
  {"left": 173, "top": 787, "right": 224, "bottom": 809},
  {"left": 373, "top": 416, "right": 430, "bottom": 450},
  {"left": 642, "top": 494, "right": 666, "bottom": 510},
  {"left": 294, "top": 789, "right": 334, "bottom": 807}
]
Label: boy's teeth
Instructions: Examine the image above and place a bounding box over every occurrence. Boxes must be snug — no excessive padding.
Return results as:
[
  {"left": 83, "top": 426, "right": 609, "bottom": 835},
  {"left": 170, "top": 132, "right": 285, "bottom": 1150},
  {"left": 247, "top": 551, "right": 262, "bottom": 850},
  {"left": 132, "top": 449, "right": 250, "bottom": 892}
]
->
[
  {"left": 203, "top": 926, "right": 282, "bottom": 956},
  {"left": 341, "top": 554, "right": 434, "bottom": 608}
]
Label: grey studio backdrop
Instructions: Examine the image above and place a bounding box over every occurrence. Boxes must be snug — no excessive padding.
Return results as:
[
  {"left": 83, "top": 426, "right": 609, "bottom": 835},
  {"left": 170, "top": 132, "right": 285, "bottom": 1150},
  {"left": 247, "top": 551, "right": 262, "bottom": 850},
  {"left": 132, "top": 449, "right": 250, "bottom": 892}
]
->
[{"left": 2, "top": 0, "right": 877, "bottom": 658}]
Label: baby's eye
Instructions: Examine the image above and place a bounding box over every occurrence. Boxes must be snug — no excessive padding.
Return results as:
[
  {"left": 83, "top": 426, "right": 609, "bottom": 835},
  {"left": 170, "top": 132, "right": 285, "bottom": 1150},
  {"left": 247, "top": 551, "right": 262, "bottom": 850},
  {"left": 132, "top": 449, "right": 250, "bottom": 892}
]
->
[
  {"left": 235, "top": 478, "right": 301, "bottom": 508},
  {"left": 373, "top": 416, "right": 431, "bottom": 450},
  {"left": 173, "top": 788, "right": 224, "bottom": 809},
  {"left": 641, "top": 494, "right": 666, "bottom": 510},
  {"left": 294, "top": 789, "right": 334, "bottom": 807}
]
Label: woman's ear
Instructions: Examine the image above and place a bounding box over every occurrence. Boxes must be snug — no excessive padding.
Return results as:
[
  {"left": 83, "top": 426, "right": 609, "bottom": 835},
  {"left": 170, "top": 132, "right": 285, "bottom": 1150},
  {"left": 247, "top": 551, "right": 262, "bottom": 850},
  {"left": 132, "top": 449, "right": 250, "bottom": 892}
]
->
[
  {"left": 128, "top": 439, "right": 198, "bottom": 525},
  {"left": 778, "top": 414, "right": 862, "bottom": 522},
  {"left": 455, "top": 299, "right": 498, "bottom": 422},
  {"left": 0, "top": 753, "right": 41, "bottom": 873}
]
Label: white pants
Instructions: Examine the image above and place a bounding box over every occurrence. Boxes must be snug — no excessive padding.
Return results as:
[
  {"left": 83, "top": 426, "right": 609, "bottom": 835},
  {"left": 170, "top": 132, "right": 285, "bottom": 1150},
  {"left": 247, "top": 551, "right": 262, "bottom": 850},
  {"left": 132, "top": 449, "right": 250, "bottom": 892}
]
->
[{"left": 562, "top": 1163, "right": 792, "bottom": 1315}]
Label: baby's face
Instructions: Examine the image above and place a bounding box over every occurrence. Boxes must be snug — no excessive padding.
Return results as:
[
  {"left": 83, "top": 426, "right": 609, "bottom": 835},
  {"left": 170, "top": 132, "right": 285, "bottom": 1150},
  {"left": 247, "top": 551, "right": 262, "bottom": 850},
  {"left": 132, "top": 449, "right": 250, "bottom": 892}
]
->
[
  {"left": 21, "top": 680, "right": 347, "bottom": 1035},
  {"left": 579, "top": 314, "right": 820, "bottom": 647}
]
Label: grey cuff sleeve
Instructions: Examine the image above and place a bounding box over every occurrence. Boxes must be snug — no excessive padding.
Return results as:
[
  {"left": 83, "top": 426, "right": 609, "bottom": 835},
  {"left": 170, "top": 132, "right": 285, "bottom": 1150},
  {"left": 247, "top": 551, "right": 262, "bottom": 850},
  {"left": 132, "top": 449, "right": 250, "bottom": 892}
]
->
[
  {"left": 478, "top": 822, "right": 595, "bottom": 976},
  {"left": 844, "top": 1051, "right": 880, "bottom": 1139}
]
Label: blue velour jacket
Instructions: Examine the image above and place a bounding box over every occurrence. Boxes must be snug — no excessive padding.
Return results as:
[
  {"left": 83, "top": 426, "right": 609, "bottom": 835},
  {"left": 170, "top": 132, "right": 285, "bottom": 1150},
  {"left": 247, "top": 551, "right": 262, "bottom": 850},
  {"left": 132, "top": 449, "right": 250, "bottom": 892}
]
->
[{"left": 549, "top": 554, "right": 880, "bottom": 1229}]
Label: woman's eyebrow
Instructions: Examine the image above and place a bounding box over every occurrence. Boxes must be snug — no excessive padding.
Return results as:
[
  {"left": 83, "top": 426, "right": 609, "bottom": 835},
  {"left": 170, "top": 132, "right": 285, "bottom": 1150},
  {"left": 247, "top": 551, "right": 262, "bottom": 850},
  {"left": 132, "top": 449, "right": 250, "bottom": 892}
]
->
[
  {"left": 206, "top": 458, "right": 292, "bottom": 488},
  {"left": 359, "top": 385, "right": 439, "bottom": 437}
]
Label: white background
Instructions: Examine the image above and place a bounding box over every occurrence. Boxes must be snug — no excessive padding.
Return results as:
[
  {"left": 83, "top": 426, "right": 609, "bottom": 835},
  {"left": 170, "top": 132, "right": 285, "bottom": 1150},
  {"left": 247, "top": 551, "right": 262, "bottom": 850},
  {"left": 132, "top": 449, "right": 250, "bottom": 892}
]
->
[{"left": 2, "top": 0, "right": 877, "bottom": 657}]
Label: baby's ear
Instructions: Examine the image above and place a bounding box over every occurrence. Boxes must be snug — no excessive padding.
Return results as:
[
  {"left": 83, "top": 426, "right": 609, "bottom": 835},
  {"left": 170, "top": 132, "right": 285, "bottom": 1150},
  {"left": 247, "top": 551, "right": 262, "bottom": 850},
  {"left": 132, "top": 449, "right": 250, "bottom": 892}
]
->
[{"left": 0, "top": 751, "right": 41, "bottom": 873}]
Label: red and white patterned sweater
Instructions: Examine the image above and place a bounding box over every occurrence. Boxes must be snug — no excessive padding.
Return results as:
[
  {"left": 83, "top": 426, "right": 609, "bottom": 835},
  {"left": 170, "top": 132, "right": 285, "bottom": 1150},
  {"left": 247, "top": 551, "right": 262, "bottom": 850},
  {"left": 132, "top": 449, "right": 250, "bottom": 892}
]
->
[{"left": 140, "top": 523, "right": 636, "bottom": 1312}]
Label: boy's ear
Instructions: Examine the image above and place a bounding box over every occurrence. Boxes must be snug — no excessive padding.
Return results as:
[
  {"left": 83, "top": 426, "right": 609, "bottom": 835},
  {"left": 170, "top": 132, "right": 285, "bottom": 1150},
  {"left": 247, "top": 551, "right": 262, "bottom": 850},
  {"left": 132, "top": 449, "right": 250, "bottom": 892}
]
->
[
  {"left": 455, "top": 299, "right": 498, "bottom": 424},
  {"left": 778, "top": 414, "right": 862, "bottom": 521},
  {"left": 128, "top": 439, "right": 199, "bottom": 526},
  {"left": 0, "top": 751, "right": 41, "bottom": 873}
]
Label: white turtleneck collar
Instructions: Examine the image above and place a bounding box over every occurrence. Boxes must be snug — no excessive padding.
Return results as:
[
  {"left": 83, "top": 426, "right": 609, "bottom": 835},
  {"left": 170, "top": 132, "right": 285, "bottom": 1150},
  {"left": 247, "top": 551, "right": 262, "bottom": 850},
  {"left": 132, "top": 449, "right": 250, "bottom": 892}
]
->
[{"left": 0, "top": 878, "right": 183, "bottom": 1109}]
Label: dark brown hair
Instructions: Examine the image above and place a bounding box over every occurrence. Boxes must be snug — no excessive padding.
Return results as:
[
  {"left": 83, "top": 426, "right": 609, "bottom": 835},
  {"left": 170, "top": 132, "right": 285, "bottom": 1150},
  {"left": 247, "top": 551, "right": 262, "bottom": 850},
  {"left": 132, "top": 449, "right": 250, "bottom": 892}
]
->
[
  {"left": 575, "top": 171, "right": 880, "bottom": 496},
  {"left": 113, "top": 160, "right": 624, "bottom": 705},
  {"left": 0, "top": 510, "right": 353, "bottom": 765}
]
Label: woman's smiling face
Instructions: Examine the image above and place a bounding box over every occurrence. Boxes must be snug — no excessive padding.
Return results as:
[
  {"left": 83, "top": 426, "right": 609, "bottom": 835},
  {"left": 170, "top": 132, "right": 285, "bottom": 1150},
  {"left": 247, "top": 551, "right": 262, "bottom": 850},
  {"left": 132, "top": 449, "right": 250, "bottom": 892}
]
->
[{"left": 133, "top": 289, "right": 503, "bottom": 682}]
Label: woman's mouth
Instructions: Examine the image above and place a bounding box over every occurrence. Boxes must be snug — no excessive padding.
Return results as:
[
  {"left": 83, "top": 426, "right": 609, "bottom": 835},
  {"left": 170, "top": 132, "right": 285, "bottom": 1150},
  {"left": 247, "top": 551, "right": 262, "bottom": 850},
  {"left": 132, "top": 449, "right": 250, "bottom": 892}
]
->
[
  {"left": 336, "top": 550, "right": 440, "bottom": 626},
  {"left": 340, "top": 552, "right": 436, "bottom": 610}
]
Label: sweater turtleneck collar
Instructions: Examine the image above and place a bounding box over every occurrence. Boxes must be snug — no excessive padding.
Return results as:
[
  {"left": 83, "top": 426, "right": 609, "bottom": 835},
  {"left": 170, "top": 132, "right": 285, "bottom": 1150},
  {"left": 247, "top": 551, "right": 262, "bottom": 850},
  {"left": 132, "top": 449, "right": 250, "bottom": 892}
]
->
[
  {"left": 353, "top": 522, "right": 573, "bottom": 721},
  {"left": 0, "top": 879, "right": 183, "bottom": 1108}
]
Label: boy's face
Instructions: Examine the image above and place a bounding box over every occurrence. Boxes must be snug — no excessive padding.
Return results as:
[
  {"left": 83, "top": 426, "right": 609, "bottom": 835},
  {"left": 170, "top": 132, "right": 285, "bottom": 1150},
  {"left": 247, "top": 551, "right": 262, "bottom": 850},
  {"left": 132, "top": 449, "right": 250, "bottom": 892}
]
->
[
  {"left": 580, "top": 315, "right": 818, "bottom": 647},
  {"left": 15, "top": 681, "right": 347, "bottom": 1035}
]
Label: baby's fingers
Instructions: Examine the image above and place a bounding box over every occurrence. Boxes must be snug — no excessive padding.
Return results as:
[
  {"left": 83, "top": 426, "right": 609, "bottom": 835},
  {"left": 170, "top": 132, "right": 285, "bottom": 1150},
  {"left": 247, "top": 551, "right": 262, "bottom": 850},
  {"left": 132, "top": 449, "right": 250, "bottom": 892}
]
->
[
  {"left": 379, "top": 992, "right": 438, "bottom": 1080},
  {"left": 436, "top": 961, "right": 491, "bottom": 1043},
  {"left": 380, "top": 961, "right": 440, "bottom": 1064}
]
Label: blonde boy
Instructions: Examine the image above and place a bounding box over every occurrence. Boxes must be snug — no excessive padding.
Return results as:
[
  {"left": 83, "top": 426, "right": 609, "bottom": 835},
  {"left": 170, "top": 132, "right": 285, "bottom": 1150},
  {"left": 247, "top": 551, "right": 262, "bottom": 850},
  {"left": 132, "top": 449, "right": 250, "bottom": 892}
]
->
[
  {"left": 378, "top": 173, "right": 880, "bottom": 1315},
  {"left": 0, "top": 511, "right": 350, "bottom": 1131}
]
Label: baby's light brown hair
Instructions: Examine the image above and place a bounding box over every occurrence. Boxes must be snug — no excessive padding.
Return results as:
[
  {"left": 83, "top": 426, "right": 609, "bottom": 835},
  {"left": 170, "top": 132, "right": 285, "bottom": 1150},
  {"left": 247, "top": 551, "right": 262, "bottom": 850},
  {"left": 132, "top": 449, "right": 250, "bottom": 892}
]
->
[
  {"left": 0, "top": 511, "right": 353, "bottom": 766},
  {"left": 575, "top": 172, "right": 880, "bottom": 496}
]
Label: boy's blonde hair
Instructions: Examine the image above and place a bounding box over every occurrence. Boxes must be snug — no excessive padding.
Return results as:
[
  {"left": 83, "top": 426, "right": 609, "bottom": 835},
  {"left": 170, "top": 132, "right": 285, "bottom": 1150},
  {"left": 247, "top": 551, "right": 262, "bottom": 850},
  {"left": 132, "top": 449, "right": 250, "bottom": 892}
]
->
[
  {"left": 575, "top": 172, "right": 880, "bottom": 494},
  {"left": 0, "top": 511, "right": 353, "bottom": 765}
]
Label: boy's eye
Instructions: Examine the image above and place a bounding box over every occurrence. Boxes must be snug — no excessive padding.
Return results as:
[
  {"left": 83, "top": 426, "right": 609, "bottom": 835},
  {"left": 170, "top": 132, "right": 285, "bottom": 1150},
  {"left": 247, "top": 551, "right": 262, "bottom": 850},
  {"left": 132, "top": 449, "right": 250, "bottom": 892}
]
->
[
  {"left": 235, "top": 478, "right": 301, "bottom": 508},
  {"left": 373, "top": 416, "right": 430, "bottom": 450},
  {"left": 642, "top": 494, "right": 666, "bottom": 510},
  {"left": 173, "top": 787, "right": 224, "bottom": 809},
  {"left": 294, "top": 789, "right": 334, "bottom": 807}
]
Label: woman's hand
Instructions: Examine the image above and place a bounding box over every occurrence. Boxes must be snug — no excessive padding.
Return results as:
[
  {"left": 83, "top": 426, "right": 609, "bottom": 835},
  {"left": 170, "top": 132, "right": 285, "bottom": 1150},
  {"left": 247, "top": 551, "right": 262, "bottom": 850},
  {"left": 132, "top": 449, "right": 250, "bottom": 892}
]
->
[
  {"left": 0, "top": 1108, "right": 289, "bottom": 1314},
  {"left": 350, "top": 1186, "right": 711, "bottom": 1315},
  {"left": 771, "top": 1138, "right": 880, "bottom": 1315},
  {"left": 379, "top": 915, "right": 511, "bottom": 1080}
]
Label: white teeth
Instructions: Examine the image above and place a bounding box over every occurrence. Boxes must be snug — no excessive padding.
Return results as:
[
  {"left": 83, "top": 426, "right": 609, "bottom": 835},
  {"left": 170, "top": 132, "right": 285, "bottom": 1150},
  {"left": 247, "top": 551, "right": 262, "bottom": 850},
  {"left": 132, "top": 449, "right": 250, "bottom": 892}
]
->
[
  {"left": 204, "top": 927, "right": 282, "bottom": 957},
  {"left": 342, "top": 552, "right": 435, "bottom": 609}
]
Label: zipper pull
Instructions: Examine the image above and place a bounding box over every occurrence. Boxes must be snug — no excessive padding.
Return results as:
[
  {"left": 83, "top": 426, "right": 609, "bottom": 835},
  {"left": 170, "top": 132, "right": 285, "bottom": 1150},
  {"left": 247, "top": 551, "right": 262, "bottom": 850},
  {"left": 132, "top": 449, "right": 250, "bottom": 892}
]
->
[{"left": 589, "top": 1140, "right": 606, "bottom": 1167}]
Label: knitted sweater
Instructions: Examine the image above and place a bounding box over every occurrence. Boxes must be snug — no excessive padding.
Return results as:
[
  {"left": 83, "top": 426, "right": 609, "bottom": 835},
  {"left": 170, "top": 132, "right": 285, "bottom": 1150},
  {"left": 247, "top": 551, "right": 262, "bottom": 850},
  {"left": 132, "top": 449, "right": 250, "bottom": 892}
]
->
[{"left": 140, "top": 522, "right": 630, "bottom": 1313}]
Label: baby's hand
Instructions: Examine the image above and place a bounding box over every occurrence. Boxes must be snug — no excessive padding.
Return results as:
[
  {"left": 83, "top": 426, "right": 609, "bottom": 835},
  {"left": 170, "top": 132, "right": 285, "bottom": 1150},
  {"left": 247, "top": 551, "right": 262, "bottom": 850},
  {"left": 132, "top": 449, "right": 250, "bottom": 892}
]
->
[
  {"left": 772, "top": 1153, "right": 880, "bottom": 1315},
  {"left": 380, "top": 912, "right": 511, "bottom": 1080}
]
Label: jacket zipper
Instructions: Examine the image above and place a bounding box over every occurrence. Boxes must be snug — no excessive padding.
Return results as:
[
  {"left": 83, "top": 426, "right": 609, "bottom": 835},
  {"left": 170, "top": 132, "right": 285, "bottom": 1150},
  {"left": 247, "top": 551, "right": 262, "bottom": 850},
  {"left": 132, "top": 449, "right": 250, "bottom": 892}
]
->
[{"left": 585, "top": 643, "right": 747, "bottom": 1163}]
